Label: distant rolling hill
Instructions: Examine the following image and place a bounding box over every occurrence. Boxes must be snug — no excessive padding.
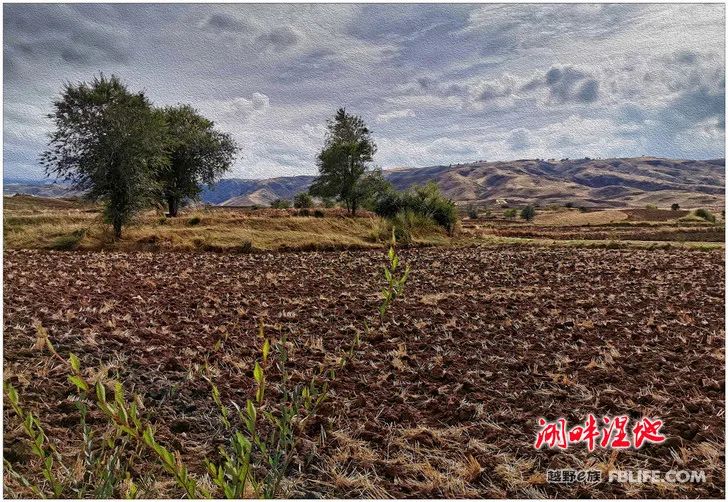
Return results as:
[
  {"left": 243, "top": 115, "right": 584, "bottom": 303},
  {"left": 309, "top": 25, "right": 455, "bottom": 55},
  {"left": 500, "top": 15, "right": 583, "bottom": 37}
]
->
[
  {"left": 3, "top": 180, "right": 85, "bottom": 198},
  {"left": 209, "top": 157, "right": 725, "bottom": 208},
  {"left": 201, "top": 176, "right": 317, "bottom": 205},
  {"left": 5, "top": 157, "right": 724, "bottom": 209}
]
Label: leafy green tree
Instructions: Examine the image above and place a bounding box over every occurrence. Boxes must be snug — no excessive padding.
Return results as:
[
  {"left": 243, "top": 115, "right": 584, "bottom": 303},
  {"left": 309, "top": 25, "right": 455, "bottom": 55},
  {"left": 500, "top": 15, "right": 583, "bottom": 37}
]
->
[
  {"left": 41, "top": 74, "right": 167, "bottom": 239},
  {"left": 160, "top": 105, "right": 238, "bottom": 216},
  {"left": 520, "top": 205, "right": 536, "bottom": 221},
  {"left": 356, "top": 169, "right": 393, "bottom": 211},
  {"left": 293, "top": 192, "right": 313, "bottom": 209},
  {"left": 310, "top": 108, "right": 376, "bottom": 215}
]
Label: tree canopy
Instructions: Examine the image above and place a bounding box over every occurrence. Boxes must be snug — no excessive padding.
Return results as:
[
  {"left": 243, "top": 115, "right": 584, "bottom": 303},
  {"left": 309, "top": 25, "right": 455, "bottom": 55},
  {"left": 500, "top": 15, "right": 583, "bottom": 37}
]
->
[
  {"left": 159, "top": 105, "right": 238, "bottom": 216},
  {"left": 40, "top": 74, "right": 168, "bottom": 239},
  {"left": 520, "top": 205, "right": 536, "bottom": 221},
  {"left": 40, "top": 74, "right": 240, "bottom": 237},
  {"left": 309, "top": 108, "right": 377, "bottom": 215}
]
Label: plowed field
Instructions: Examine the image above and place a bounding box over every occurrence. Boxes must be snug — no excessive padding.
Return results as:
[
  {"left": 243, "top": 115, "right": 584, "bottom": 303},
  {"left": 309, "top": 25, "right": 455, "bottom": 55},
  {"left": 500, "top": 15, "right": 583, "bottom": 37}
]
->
[{"left": 3, "top": 246, "right": 725, "bottom": 498}]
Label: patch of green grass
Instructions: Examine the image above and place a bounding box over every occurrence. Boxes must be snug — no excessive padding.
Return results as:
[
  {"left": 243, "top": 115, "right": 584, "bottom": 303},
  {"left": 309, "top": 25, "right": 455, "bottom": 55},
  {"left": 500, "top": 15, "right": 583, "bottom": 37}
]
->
[{"left": 48, "top": 229, "right": 87, "bottom": 250}]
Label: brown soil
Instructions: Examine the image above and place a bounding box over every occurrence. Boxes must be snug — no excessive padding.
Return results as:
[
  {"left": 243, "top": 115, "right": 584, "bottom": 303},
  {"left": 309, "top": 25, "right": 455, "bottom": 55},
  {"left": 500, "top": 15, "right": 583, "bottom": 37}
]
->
[
  {"left": 487, "top": 225, "right": 725, "bottom": 242},
  {"left": 3, "top": 246, "right": 725, "bottom": 498},
  {"left": 624, "top": 209, "right": 691, "bottom": 222}
]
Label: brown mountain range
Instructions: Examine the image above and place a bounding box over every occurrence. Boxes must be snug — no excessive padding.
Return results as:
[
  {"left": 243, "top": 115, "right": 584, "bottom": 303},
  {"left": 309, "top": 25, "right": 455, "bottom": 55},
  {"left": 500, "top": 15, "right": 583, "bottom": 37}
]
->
[{"left": 214, "top": 157, "right": 725, "bottom": 208}]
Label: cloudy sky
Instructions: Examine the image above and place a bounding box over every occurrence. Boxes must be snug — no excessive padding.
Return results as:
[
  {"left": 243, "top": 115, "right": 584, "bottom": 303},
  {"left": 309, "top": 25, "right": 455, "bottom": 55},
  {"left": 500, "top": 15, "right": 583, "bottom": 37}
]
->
[{"left": 4, "top": 3, "right": 725, "bottom": 180}]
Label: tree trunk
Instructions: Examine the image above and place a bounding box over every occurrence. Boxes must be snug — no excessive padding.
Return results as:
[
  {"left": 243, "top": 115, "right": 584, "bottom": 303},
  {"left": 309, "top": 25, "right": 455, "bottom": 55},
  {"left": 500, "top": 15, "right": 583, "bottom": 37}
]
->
[
  {"left": 113, "top": 221, "right": 122, "bottom": 240},
  {"left": 167, "top": 196, "right": 179, "bottom": 217},
  {"left": 351, "top": 199, "right": 357, "bottom": 216}
]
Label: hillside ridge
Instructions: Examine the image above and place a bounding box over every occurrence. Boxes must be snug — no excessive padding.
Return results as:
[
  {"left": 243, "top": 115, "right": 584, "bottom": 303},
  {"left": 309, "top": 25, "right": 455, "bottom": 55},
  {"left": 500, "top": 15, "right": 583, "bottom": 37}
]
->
[
  {"left": 212, "top": 157, "right": 725, "bottom": 208},
  {"left": 5, "top": 157, "right": 724, "bottom": 208}
]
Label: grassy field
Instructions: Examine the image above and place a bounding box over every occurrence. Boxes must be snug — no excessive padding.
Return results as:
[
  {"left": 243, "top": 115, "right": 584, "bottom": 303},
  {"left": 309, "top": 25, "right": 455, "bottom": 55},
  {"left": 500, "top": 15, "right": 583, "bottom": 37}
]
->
[
  {"left": 3, "top": 195, "right": 451, "bottom": 252},
  {"left": 461, "top": 206, "right": 724, "bottom": 250},
  {"left": 4, "top": 195, "right": 724, "bottom": 252}
]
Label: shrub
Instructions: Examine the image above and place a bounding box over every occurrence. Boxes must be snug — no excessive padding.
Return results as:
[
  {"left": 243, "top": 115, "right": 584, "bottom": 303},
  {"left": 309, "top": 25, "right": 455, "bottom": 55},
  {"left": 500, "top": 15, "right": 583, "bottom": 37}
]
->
[
  {"left": 645, "top": 204, "right": 657, "bottom": 210},
  {"left": 187, "top": 216, "right": 201, "bottom": 226},
  {"left": 298, "top": 209, "right": 311, "bottom": 217},
  {"left": 238, "top": 240, "right": 253, "bottom": 253},
  {"left": 49, "top": 229, "right": 87, "bottom": 250},
  {"left": 320, "top": 197, "right": 336, "bottom": 208},
  {"left": 565, "top": 202, "right": 574, "bottom": 208},
  {"left": 390, "top": 215, "right": 412, "bottom": 245},
  {"left": 520, "top": 205, "right": 536, "bottom": 221},
  {"left": 293, "top": 192, "right": 313, "bottom": 209},
  {"left": 371, "top": 210, "right": 436, "bottom": 245},
  {"left": 695, "top": 208, "right": 716, "bottom": 222},
  {"left": 503, "top": 208, "right": 517, "bottom": 219},
  {"left": 466, "top": 205, "right": 478, "bottom": 219},
  {"left": 270, "top": 199, "right": 291, "bottom": 209},
  {"left": 372, "top": 182, "right": 457, "bottom": 235},
  {"left": 671, "top": 203, "right": 680, "bottom": 211},
  {"left": 313, "top": 209, "right": 325, "bottom": 218}
]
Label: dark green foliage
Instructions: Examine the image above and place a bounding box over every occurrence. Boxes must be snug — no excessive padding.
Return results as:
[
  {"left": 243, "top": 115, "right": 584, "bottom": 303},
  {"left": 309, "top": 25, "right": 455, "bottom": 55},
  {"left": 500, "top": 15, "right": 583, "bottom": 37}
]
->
[
  {"left": 320, "top": 197, "right": 336, "bottom": 208},
  {"left": 565, "top": 202, "right": 574, "bottom": 208},
  {"left": 355, "top": 169, "right": 394, "bottom": 212},
  {"left": 270, "top": 199, "right": 291, "bottom": 209},
  {"left": 695, "top": 208, "right": 716, "bottom": 222},
  {"left": 187, "top": 216, "right": 201, "bottom": 226},
  {"left": 466, "top": 205, "right": 478, "bottom": 219},
  {"left": 503, "top": 208, "right": 517, "bottom": 218},
  {"left": 313, "top": 210, "right": 325, "bottom": 218},
  {"left": 372, "top": 181, "right": 458, "bottom": 235},
  {"left": 671, "top": 203, "right": 680, "bottom": 211},
  {"left": 293, "top": 192, "right": 313, "bottom": 209},
  {"left": 41, "top": 74, "right": 168, "bottom": 239},
  {"left": 309, "top": 108, "right": 377, "bottom": 215},
  {"left": 520, "top": 205, "right": 536, "bottom": 221},
  {"left": 298, "top": 209, "right": 311, "bottom": 217},
  {"left": 159, "top": 105, "right": 238, "bottom": 217}
]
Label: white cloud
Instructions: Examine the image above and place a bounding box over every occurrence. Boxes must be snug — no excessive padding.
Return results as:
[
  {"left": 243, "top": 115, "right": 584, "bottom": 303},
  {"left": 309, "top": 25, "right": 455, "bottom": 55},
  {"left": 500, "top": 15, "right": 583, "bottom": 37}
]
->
[
  {"left": 3, "top": 4, "right": 724, "bottom": 180},
  {"left": 376, "top": 109, "right": 415, "bottom": 123},
  {"left": 199, "top": 93, "right": 270, "bottom": 125}
]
